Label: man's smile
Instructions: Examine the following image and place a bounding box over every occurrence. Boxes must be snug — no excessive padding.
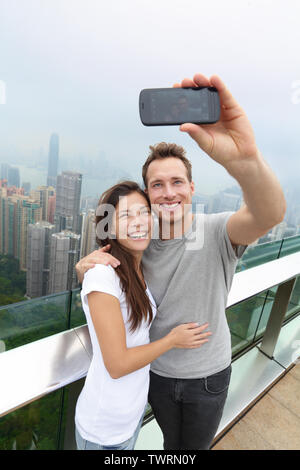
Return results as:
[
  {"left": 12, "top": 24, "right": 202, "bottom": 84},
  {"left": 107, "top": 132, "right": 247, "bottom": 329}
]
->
[{"left": 159, "top": 201, "right": 182, "bottom": 211}]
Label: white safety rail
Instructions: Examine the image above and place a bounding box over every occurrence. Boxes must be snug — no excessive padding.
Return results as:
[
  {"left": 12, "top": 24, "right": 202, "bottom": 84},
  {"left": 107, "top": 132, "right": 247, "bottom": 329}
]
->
[{"left": 228, "top": 251, "right": 300, "bottom": 307}]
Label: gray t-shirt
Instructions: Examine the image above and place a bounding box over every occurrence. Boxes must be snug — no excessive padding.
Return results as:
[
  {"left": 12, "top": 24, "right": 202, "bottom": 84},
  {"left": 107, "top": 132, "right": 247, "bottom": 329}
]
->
[{"left": 142, "top": 211, "right": 247, "bottom": 379}]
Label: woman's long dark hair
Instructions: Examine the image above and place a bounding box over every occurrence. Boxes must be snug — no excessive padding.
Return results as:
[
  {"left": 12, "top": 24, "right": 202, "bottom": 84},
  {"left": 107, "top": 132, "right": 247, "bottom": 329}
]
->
[{"left": 95, "top": 181, "right": 153, "bottom": 332}]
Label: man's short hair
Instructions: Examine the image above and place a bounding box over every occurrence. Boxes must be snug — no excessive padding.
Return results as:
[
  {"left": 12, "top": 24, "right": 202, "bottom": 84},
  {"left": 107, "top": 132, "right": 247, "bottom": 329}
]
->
[{"left": 142, "top": 142, "right": 192, "bottom": 188}]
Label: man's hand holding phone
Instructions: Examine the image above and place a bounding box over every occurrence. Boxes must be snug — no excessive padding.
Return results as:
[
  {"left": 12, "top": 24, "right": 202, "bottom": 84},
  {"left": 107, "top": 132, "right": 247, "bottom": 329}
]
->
[{"left": 175, "top": 73, "right": 260, "bottom": 174}]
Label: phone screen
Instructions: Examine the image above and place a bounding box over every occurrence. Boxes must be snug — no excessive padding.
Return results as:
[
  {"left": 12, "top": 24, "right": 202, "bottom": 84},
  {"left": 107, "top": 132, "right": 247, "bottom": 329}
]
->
[{"left": 151, "top": 88, "right": 210, "bottom": 123}]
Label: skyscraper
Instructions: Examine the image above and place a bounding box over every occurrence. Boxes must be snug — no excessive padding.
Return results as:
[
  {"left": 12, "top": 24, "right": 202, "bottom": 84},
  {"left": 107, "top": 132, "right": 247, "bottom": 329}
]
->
[
  {"left": 8, "top": 166, "right": 20, "bottom": 188},
  {"left": 30, "top": 185, "right": 55, "bottom": 222},
  {"left": 19, "top": 199, "right": 43, "bottom": 270},
  {"left": 80, "top": 209, "right": 97, "bottom": 258},
  {"left": 0, "top": 163, "right": 9, "bottom": 180},
  {"left": 46, "top": 133, "right": 59, "bottom": 188},
  {"left": 26, "top": 221, "right": 56, "bottom": 298},
  {"left": 1, "top": 164, "right": 20, "bottom": 188},
  {"left": 0, "top": 191, "right": 42, "bottom": 269},
  {"left": 48, "top": 230, "right": 81, "bottom": 293},
  {"left": 54, "top": 171, "right": 82, "bottom": 235}
]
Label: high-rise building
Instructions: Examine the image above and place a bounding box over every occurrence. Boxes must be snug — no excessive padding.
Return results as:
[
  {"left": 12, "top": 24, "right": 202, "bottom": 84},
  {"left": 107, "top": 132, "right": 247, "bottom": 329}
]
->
[
  {"left": 0, "top": 192, "right": 42, "bottom": 269},
  {"left": 0, "top": 163, "right": 10, "bottom": 180},
  {"left": 26, "top": 221, "right": 55, "bottom": 298},
  {"left": 0, "top": 187, "right": 7, "bottom": 253},
  {"left": 270, "top": 221, "right": 288, "bottom": 241},
  {"left": 47, "top": 193, "right": 56, "bottom": 224},
  {"left": 30, "top": 186, "right": 55, "bottom": 222},
  {"left": 0, "top": 192, "right": 24, "bottom": 258},
  {"left": 6, "top": 186, "right": 24, "bottom": 196},
  {"left": 8, "top": 166, "right": 20, "bottom": 188},
  {"left": 1, "top": 164, "right": 20, "bottom": 187},
  {"left": 46, "top": 133, "right": 59, "bottom": 188},
  {"left": 22, "top": 182, "right": 31, "bottom": 195},
  {"left": 48, "top": 230, "right": 81, "bottom": 294},
  {"left": 55, "top": 171, "right": 82, "bottom": 235},
  {"left": 208, "top": 190, "right": 243, "bottom": 214},
  {"left": 19, "top": 199, "right": 43, "bottom": 271},
  {"left": 80, "top": 209, "right": 97, "bottom": 258}
]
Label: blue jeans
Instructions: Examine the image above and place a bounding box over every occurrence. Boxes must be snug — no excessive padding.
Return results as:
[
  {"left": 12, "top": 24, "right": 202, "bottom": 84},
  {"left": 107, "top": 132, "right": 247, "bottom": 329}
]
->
[
  {"left": 148, "top": 364, "right": 232, "bottom": 450},
  {"left": 75, "top": 407, "right": 146, "bottom": 450}
]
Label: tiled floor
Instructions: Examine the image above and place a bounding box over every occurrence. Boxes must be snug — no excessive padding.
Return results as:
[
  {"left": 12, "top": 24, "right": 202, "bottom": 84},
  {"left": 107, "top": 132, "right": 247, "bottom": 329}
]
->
[{"left": 212, "top": 362, "right": 300, "bottom": 450}]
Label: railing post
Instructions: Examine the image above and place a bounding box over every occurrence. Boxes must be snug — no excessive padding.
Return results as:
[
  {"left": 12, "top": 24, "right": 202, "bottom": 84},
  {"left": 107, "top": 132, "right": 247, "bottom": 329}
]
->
[{"left": 258, "top": 277, "right": 296, "bottom": 359}]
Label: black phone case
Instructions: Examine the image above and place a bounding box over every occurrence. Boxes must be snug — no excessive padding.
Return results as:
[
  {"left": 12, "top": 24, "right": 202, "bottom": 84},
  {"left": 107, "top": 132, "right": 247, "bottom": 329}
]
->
[{"left": 139, "top": 87, "right": 220, "bottom": 126}]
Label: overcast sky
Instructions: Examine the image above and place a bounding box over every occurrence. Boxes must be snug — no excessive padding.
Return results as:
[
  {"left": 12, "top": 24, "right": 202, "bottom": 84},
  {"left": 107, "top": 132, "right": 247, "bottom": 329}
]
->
[{"left": 0, "top": 0, "right": 299, "bottom": 194}]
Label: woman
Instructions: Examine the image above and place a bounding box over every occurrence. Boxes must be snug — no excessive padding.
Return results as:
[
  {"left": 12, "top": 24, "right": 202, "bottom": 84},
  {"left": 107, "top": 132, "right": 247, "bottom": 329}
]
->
[{"left": 75, "top": 181, "right": 210, "bottom": 450}]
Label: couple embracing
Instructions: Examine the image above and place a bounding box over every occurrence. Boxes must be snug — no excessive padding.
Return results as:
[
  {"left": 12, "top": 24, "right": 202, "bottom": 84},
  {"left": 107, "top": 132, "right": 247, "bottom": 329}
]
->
[{"left": 74, "top": 73, "right": 286, "bottom": 450}]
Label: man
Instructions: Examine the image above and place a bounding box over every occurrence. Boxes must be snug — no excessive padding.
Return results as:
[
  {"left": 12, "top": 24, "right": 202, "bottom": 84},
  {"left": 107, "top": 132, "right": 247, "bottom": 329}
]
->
[{"left": 75, "top": 73, "right": 286, "bottom": 449}]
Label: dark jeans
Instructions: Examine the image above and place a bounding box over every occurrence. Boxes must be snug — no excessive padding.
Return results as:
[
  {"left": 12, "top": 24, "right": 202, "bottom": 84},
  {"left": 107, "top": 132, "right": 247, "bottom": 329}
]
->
[{"left": 148, "top": 364, "right": 231, "bottom": 450}]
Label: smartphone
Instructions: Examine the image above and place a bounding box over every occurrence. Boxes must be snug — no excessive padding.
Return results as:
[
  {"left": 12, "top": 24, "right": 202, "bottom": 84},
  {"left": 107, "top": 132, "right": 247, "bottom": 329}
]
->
[{"left": 139, "top": 86, "right": 220, "bottom": 126}]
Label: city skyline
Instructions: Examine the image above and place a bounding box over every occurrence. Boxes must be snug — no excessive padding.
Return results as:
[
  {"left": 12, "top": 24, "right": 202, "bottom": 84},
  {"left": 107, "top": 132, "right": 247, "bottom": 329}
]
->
[
  {"left": 1, "top": 158, "right": 300, "bottom": 302},
  {"left": 1, "top": 151, "right": 300, "bottom": 219}
]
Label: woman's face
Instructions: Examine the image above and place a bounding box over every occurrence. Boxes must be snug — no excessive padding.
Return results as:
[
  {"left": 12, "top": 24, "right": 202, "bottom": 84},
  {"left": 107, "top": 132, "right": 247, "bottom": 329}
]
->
[{"left": 112, "top": 191, "right": 153, "bottom": 254}]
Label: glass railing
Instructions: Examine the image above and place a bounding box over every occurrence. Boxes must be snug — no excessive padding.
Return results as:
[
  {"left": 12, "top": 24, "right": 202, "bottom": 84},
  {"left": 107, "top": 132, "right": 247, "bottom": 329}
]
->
[
  {"left": 236, "top": 234, "right": 300, "bottom": 272},
  {"left": 229, "top": 234, "right": 300, "bottom": 355},
  {"left": 0, "top": 288, "right": 85, "bottom": 353},
  {"left": 280, "top": 234, "right": 300, "bottom": 257},
  {"left": 227, "top": 275, "right": 300, "bottom": 356},
  {"left": 0, "top": 292, "right": 70, "bottom": 352},
  {"left": 1, "top": 234, "right": 300, "bottom": 449},
  {"left": 0, "top": 389, "right": 64, "bottom": 450}
]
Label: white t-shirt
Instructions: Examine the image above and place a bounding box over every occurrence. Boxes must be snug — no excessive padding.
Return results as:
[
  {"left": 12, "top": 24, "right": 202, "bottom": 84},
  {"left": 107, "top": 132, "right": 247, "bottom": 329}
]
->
[{"left": 75, "top": 264, "right": 157, "bottom": 446}]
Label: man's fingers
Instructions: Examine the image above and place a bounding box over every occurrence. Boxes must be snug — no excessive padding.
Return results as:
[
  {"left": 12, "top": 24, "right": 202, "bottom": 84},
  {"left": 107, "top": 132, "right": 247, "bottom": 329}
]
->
[
  {"left": 192, "top": 73, "right": 211, "bottom": 88},
  {"left": 181, "top": 77, "right": 197, "bottom": 88},
  {"left": 81, "top": 249, "right": 121, "bottom": 268},
  {"left": 100, "top": 254, "right": 121, "bottom": 267},
  {"left": 180, "top": 123, "right": 213, "bottom": 155},
  {"left": 174, "top": 74, "right": 210, "bottom": 89},
  {"left": 209, "top": 74, "right": 240, "bottom": 110},
  {"left": 86, "top": 258, "right": 120, "bottom": 268},
  {"left": 174, "top": 74, "right": 239, "bottom": 111},
  {"left": 98, "top": 244, "right": 111, "bottom": 252}
]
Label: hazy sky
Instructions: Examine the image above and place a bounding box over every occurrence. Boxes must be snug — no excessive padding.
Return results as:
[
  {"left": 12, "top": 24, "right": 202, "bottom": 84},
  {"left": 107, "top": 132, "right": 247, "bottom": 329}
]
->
[{"left": 0, "top": 0, "right": 299, "bottom": 194}]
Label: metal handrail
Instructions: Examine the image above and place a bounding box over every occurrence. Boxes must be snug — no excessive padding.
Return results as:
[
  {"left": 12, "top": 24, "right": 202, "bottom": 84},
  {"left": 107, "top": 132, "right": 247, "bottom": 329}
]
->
[{"left": 0, "top": 251, "right": 300, "bottom": 419}]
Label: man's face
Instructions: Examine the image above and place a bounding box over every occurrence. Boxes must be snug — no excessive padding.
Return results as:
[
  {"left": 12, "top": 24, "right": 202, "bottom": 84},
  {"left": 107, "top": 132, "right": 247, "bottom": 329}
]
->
[{"left": 145, "top": 157, "right": 195, "bottom": 226}]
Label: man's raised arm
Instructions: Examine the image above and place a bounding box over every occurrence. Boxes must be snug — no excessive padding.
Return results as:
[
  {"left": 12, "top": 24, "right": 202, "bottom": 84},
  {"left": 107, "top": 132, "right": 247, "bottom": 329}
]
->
[{"left": 175, "top": 73, "right": 286, "bottom": 246}]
